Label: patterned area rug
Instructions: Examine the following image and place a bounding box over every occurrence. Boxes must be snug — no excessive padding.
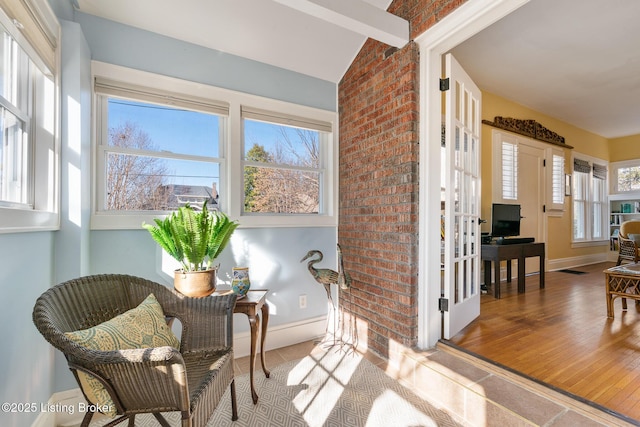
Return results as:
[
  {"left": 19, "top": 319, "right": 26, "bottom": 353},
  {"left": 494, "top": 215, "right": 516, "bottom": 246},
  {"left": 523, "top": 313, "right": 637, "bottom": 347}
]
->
[{"left": 91, "top": 347, "right": 462, "bottom": 426}]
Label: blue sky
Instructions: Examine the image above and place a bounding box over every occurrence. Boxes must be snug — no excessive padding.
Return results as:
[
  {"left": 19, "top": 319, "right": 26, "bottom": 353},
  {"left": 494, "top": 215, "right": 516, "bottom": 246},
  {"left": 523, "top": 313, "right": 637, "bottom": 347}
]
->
[{"left": 108, "top": 98, "right": 315, "bottom": 190}]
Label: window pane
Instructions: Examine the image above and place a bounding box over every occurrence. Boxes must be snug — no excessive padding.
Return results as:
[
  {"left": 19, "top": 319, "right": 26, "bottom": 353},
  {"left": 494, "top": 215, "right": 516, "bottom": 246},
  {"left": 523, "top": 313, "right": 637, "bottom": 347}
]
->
[
  {"left": 105, "top": 153, "right": 220, "bottom": 211},
  {"left": 592, "top": 202, "right": 603, "bottom": 239},
  {"left": 0, "top": 108, "right": 27, "bottom": 204},
  {"left": 108, "top": 99, "right": 220, "bottom": 157},
  {"left": 243, "top": 119, "right": 319, "bottom": 168},
  {"left": 0, "top": 30, "right": 16, "bottom": 104},
  {"left": 243, "top": 116, "right": 324, "bottom": 215},
  {"left": 243, "top": 165, "right": 319, "bottom": 214},
  {"left": 573, "top": 201, "right": 585, "bottom": 239},
  {"left": 617, "top": 166, "right": 640, "bottom": 192}
]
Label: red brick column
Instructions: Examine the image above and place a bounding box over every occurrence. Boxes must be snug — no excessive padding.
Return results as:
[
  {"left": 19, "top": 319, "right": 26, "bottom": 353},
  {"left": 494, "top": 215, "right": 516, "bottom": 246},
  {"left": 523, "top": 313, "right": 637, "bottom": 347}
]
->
[{"left": 337, "top": 0, "right": 467, "bottom": 357}]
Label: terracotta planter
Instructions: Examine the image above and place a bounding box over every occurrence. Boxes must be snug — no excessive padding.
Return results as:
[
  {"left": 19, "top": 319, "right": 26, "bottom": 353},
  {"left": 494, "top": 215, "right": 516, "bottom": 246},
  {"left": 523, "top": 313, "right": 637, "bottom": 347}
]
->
[{"left": 174, "top": 268, "right": 217, "bottom": 297}]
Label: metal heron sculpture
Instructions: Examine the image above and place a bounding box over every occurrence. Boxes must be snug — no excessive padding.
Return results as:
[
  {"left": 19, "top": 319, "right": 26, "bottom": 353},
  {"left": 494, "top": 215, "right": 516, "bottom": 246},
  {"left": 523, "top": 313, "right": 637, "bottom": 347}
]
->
[
  {"left": 337, "top": 243, "right": 352, "bottom": 290},
  {"left": 300, "top": 249, "right": 338, "bottom": 306},
  {"left": 301, "top": 245, "right": 356, "bottom": 349}
]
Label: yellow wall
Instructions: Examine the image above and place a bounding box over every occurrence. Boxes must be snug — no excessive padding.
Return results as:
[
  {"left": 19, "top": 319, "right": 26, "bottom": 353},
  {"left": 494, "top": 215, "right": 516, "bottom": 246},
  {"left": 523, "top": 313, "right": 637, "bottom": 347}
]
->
[
  {"left": 609, "top": 134, "right": 640, "bottom": 162},
  {"left": 481, "top": 91, "right": 610, "bottom": 261}
]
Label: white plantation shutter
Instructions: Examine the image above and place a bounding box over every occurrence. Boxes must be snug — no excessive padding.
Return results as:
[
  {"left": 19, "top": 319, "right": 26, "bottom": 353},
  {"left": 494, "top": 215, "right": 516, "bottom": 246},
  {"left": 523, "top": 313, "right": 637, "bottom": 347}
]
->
[
  {"left": 501, "top": 141, "right": 518, "bottom": 200},
  {"left": 552, "top": 154, "right": 564, "bottom": 204},
  {"left": 546, "top": 148, "right": 565, "bottom": 212}
]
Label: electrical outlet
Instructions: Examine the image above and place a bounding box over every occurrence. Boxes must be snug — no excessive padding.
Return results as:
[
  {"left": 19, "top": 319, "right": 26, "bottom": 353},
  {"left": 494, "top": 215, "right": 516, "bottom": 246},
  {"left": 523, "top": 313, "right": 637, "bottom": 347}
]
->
[{"left": 299, "top": 294, "right": 307, "bottom": 309}]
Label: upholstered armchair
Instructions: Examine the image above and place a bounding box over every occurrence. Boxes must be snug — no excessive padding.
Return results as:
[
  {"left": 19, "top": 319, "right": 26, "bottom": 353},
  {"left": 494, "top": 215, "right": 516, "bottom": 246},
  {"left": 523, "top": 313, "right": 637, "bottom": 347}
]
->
[
  {"left": 33, "top": 274, "right": 238, "bottom": 427},
  {"left": 620, "top": 220, "right": 640, "bottom": 241}
]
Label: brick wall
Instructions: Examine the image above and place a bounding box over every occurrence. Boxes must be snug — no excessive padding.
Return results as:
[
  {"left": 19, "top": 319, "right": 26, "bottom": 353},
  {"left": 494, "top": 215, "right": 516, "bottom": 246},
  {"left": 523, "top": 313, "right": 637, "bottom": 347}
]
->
[{"left": 338, "top": 0, "right": 467, "bottom": 357}]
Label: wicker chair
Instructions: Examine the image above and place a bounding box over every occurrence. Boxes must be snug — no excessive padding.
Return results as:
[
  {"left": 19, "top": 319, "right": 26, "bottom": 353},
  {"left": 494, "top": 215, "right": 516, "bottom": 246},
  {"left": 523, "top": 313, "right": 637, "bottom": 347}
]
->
[
  {"left": 617, "top": 224, "right": 640, "bottom": 310},
  {"left": 617, "top": 236, "right": 639, "bottom": 266},
  {"left": 32, "top": 274, "right": 238, "bottom": 427}
]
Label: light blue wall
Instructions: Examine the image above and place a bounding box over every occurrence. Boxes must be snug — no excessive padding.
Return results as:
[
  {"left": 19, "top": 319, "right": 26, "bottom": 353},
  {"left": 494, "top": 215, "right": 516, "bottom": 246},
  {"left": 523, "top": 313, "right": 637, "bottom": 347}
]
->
[
  {"left": 74, "top": 12, "right": 337, "bottom": 112},
  {"left": 31, "top": 0, "right": 339, "bottom": 405},
  {"left": 51, "top": 18, "right": 93, "bottom": 394},
  {"left": 91, "top": 228, "right": 338, "bottom": 330},
  {"left": 0, "top": 232, "right": 55, "bottom": 427}
]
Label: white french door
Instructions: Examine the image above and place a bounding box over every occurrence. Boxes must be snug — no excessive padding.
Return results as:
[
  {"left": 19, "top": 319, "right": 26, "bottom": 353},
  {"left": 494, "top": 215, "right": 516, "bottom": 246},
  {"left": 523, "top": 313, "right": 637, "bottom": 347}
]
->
[{"left": 442, "top": 54, "right": 482, "bottom": 339}]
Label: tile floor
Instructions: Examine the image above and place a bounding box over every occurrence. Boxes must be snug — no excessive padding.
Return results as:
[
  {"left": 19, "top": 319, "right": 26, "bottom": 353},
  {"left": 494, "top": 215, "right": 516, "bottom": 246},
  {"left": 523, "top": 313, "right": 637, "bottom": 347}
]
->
[{"left": 236, "top": 340, "right": 637, "bottom": 427}]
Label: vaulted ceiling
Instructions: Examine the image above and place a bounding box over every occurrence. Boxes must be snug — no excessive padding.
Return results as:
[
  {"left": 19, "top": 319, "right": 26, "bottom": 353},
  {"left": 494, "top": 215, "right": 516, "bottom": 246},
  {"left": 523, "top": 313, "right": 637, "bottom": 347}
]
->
[{"left": 75, "top": 0, "right": 640, "bottom": 139}]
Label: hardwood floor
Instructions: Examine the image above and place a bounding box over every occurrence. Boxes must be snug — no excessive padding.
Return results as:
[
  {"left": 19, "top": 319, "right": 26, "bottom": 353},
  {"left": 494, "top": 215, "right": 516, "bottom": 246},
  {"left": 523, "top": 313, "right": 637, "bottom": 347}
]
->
[{"left": 449, "top": 261, "right": 640, "bottom": 422}]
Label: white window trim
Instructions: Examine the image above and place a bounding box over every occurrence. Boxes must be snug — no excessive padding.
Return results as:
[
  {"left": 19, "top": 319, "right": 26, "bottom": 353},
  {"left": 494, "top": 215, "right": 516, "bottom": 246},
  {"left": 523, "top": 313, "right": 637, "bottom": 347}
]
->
[
  {"left": 610, "top": 159, "right": 640, "bottom": 195},
  {"left": 0, "top": 1, "right": 60, "bottom": 234},
  {"left": 571, "top": 151, "right": 608, "bottom": 246},
  {"left": 491, "top": 129, "right": 565, "bottom": 215},
  {"left": 90, "top": 62, "right": 338, "bottom": 230}
]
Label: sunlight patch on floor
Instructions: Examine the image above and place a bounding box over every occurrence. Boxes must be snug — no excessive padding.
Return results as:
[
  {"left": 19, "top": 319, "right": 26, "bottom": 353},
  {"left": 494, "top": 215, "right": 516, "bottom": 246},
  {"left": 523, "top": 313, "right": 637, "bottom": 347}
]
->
[
  {"left": 288, "top": 350, "right": 362, "bottom": 427},
  {"left": 366, "top": 389, "right": 440, "bottom": 427}
]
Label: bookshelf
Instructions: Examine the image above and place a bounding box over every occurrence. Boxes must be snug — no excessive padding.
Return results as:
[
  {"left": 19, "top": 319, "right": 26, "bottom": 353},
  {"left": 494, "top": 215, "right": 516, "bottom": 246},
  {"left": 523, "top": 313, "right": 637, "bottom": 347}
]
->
[{"left": 610, "top": 194, "right": 640, "bottom": 251}]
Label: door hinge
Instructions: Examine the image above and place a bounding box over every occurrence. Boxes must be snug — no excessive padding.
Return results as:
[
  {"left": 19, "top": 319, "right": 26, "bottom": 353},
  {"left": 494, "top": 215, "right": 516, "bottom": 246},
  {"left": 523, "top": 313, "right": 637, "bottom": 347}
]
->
[
  {"left": 440, "top": 78, "right": 450, "bottom": 91},
  {"left": 439, "top": 297, "right": 449, "bottom": 312}
]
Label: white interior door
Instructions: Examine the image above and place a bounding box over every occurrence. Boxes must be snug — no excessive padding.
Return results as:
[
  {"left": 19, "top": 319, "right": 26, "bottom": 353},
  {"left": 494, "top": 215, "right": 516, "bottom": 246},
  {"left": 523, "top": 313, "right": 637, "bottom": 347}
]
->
[
  {"left": 442, "top": 54, "right": 481, "bottom": 339},
  {"left": 518, "top": 143, "right": 544, "bottom": 274}
]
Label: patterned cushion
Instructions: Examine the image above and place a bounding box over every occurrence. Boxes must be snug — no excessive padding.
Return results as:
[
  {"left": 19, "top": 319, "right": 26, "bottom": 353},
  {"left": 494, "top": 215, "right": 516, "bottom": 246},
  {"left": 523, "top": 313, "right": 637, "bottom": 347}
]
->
[{"left": 65, "top": 293, "right": 180, "bottom": 417}]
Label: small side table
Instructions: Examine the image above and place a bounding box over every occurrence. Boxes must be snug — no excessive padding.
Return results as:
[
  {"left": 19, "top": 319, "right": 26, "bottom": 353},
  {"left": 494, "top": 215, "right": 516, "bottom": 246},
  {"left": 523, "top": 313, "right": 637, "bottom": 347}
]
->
[{"left": 233, "top": 289, "right": 270, "bottom": 404}]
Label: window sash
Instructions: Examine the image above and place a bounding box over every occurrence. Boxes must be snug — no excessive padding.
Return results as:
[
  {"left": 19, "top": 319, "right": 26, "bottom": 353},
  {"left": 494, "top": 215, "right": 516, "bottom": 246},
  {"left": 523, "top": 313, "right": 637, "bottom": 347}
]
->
[
  {"left": 0, "top": 1, "right": 59, "bottom": 232},
  {"left": 95, "top": 92, "right": 226, "bottom": 214},
  {"left": 572, "top": 156, "right": 608, "bottom": 242},
  {"left": 241, "top": 111, "right": 328, "bottom": 215}
]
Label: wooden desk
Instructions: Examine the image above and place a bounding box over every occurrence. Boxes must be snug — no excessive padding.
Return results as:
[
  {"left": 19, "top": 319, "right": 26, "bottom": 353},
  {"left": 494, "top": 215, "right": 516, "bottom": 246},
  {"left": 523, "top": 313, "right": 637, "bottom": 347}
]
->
[
  {"left": 233, "top": 290, "right": 270, "bottom": 404},
  {"left": 604, "top": 264, "right": 640, "bottom": 318},
  {"left": 481, "top": 242, "right": 545, "bottom": 298}
]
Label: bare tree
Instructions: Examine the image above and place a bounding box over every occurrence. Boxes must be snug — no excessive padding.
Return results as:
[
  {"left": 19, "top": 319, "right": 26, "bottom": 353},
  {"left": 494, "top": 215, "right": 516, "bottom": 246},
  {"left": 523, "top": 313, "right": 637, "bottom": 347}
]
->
[
  {"left": 106, "top": 122, "right": 169, "bottom": 210},
  {"left": 618, "top": 167, "right": 640, "bottom": 192},
  {"left": 248, "top": 128, "right": 319, "bottom": 213}
]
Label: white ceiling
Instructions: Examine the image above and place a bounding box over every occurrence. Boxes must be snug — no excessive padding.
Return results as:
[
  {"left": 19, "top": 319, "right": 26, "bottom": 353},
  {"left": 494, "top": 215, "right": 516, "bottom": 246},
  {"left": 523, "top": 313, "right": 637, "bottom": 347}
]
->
[{"left": 75, "top": 0, "right": 640, "bottom": 139}]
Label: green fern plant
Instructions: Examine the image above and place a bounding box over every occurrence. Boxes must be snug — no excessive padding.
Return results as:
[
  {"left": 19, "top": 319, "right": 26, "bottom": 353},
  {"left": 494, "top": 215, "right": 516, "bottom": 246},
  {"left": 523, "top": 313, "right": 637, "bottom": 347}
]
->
[{"left": 143, "top": 202, "right": 239, "bottom": 272}]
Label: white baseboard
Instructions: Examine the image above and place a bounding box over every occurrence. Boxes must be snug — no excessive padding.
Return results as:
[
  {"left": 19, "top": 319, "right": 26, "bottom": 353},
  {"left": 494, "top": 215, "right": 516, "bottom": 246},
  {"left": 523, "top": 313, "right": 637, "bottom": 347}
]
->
[
  {"left": 233, "top": 315, "right": 326, "bottom": 358},
  {"left": 547, "top": 252, "right": 610, "bottom": 271}
]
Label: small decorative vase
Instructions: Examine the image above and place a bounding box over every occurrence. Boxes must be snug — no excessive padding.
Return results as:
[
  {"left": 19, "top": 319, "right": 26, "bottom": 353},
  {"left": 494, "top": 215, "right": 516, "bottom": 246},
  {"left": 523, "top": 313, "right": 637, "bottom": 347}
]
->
[{"left": 231, "top": 267, "right": 251, "bottom": 298}]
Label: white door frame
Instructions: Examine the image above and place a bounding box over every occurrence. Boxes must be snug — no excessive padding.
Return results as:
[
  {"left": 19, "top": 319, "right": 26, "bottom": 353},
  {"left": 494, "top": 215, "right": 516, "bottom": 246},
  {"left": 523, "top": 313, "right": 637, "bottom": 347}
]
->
[{"left": 415, "top": 0, "right": 531, "bottom": 349}]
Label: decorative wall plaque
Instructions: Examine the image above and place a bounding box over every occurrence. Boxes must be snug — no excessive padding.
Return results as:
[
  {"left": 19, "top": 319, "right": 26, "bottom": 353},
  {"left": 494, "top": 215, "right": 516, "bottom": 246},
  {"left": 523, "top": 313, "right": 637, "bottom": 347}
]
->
[{"left": 482, "top": 116, "right": 573, "bottom": 148}]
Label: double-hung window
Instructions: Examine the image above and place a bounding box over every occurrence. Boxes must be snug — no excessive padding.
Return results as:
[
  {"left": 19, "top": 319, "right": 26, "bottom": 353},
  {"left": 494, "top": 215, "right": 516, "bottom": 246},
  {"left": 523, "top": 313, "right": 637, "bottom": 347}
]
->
[
  {"left": 0, "top": 1, "right": 59, "bottom": 232},
  {"left": 241, "top": 107, "right": 330, "bottom": 215},
  {"left": 93, "top": 78, "right": 228, "bottom": 227},
  {"left": 91, "top": 62, "right": 337, "bottom": 229},
  {"left": 572, "top": 155, "right": 608, "bottom": 242}
]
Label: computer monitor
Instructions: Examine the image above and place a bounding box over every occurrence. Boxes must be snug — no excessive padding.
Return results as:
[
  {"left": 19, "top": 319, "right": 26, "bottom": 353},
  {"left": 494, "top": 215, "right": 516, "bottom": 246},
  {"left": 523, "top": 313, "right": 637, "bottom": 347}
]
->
[{"left": 491, "top": 203, "right": 521, "bottom": 238}]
